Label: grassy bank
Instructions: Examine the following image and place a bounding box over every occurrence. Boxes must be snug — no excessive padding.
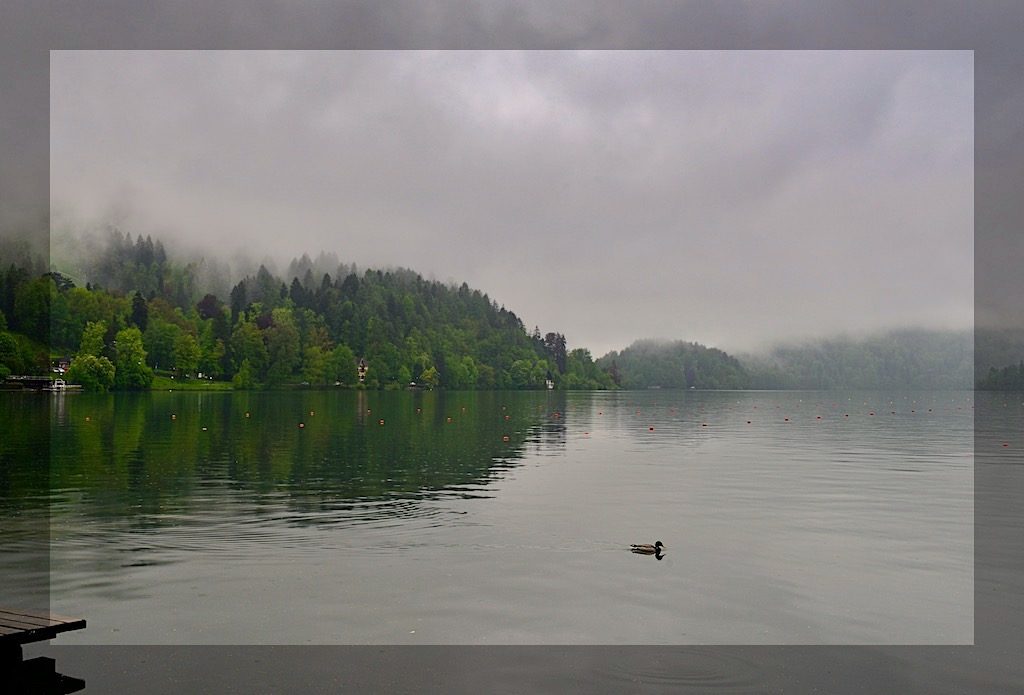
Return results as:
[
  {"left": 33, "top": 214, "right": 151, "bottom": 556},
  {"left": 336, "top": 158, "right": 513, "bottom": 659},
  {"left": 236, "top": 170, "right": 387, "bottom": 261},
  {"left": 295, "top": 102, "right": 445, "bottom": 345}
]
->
[{"left": 152, "top": 375, "right": 235, "bottom": 391}]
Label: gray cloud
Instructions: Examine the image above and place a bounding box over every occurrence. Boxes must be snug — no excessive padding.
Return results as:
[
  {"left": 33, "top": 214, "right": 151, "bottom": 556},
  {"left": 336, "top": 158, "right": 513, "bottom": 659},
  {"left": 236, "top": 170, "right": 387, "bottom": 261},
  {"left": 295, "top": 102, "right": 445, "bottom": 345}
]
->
[{"left": 50, "top": 50, "right": 972, "bottom": 356}]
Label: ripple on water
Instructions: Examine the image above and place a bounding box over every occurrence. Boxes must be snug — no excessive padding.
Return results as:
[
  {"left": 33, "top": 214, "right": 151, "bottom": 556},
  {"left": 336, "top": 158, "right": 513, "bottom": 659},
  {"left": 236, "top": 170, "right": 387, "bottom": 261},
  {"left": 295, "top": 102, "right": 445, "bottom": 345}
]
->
[
  {"left": 595, "top": 646, "right": 767, "bottom": 693},
  {"left": 53, "top": 489, "right": 482, "bottom": 567}
]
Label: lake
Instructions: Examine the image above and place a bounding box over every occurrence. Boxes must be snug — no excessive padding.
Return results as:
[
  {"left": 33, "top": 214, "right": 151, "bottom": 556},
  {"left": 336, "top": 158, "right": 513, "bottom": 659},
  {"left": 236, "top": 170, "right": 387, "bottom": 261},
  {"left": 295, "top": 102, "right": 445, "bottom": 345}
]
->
[{"left": 5, "top": 388, "right": 980, "bottom": 647}]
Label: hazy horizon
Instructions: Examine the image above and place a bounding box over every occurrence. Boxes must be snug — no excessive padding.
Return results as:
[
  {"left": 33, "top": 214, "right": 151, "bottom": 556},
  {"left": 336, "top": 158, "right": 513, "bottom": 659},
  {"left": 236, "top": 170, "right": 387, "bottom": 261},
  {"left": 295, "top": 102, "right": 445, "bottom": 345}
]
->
[{"left": 50, "top": 50, "right": 973, "bottom": 357}]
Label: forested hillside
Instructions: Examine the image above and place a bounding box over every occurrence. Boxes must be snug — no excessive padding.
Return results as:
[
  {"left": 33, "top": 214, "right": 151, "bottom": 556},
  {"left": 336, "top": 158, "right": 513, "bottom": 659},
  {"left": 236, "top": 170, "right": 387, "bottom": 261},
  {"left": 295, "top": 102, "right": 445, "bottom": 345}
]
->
[
  {"left": 0, "top": 236, "right": 51, "bottom": 379},
  {"left": 596, "top": 340, "right": 749, "bottom": 389},
  {"left": 0, "top": 230, "right": 994, "bottom": 392},
  {"left": 37, "top": 229, "right": 615, "bottom": 390}
]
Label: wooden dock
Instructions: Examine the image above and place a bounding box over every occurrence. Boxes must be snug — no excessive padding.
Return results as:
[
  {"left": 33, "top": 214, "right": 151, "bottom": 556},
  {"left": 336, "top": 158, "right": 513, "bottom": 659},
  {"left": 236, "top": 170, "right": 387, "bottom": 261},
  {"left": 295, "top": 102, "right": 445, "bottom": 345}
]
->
[
  {"left": 2, "top": 608, "right": 87, "bottom": 692},
  {"left": 1, "top": 607, "right": 86, "bottom": 663}
]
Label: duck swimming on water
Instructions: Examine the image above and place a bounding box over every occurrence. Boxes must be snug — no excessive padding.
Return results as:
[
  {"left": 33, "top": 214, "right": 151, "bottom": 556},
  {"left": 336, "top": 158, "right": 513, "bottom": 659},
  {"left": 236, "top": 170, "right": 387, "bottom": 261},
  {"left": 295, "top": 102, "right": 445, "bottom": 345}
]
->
[{"left": 630, "top": 541, "right": 665, "bottom": 554}]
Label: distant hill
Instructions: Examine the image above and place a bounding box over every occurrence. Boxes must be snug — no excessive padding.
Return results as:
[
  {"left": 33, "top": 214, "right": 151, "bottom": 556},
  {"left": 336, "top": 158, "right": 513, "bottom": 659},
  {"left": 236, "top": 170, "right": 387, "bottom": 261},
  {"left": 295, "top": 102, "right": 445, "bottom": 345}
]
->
[
  {"left": 740, "top": 329, "right": 973, "bottom": 389},
  {"left": 595, "top": 330, "right": 974, "bottom": 391}
]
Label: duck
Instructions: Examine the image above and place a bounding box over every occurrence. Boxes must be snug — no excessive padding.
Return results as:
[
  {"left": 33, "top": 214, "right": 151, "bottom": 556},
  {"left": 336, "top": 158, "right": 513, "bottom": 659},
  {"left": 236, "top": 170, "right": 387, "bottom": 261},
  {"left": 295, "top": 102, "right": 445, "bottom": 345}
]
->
[{"left": 630, "top": 541, "right": 665, "bottom": 554}]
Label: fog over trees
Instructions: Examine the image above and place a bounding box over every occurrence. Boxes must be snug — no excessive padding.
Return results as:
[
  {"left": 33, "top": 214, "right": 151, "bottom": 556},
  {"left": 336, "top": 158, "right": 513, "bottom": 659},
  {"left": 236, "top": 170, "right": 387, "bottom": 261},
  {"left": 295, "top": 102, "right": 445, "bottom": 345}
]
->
[
  {"left": 0, "top": 228, "right": 996, "bottom": 391},
  {"left": 28, "top": 229, "right": 613, "bottom": 390}
]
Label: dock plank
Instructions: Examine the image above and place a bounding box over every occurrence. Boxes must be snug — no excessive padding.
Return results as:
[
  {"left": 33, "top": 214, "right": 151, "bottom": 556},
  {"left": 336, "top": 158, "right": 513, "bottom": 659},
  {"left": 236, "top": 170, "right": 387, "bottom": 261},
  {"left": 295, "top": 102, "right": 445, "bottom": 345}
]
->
[
  {"left": 0, "top": 608, "right": 86, "bottom": 648},
  {"left": 0, "top": 607, "right": 82, "bottom": 625}
]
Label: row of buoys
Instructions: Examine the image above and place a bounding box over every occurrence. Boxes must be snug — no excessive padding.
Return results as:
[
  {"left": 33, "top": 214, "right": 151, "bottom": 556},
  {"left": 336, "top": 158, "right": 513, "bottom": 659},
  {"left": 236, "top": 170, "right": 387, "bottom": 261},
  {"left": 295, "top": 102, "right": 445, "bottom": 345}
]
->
[
  {"left": 87, "top": 399, "right": 985, "bottom": 445},
  {"left": 166, "top": 404, "right": 959, "bottom": 424},
  {"left": 158, "top": 402, "right": 968, "bottom": 425}
]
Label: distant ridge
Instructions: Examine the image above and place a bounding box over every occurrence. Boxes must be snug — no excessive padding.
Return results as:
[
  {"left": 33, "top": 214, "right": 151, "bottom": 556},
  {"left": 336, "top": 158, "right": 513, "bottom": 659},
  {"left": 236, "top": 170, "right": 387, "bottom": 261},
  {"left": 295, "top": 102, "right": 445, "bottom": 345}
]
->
[{"left": 597, "top": 330, "right": 973, "bottom": 390}]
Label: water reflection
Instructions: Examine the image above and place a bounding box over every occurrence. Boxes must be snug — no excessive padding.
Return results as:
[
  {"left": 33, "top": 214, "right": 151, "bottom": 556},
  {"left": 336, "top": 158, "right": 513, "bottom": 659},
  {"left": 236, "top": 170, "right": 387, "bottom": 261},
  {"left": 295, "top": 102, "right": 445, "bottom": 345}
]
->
[
  {"left": 10, "top": 654, "right": 85, "bottom": 694},
  {"left": 0, "top": 389, "right": 985, "bottom": 645},
  {"left": 45, "top": 390, "right": 552, "bottom": 530},
  {"left": 635, "top": 549, "right": 665, "bottom": 560}
]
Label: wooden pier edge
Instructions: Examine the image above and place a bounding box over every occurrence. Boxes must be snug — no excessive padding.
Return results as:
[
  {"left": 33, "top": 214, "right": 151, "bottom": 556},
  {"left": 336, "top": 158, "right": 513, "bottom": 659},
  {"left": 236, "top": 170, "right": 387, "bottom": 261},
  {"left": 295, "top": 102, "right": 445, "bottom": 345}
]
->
[{"left": 0, "top": 607, "right": 87, "bottom": 663}]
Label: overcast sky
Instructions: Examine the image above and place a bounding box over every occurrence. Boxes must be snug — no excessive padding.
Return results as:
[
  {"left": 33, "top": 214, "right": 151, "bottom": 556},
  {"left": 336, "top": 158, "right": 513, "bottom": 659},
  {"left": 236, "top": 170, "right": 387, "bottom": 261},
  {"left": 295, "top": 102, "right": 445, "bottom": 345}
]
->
[{"left": 50, "top": 50, "right": 972, "bottom": 357}]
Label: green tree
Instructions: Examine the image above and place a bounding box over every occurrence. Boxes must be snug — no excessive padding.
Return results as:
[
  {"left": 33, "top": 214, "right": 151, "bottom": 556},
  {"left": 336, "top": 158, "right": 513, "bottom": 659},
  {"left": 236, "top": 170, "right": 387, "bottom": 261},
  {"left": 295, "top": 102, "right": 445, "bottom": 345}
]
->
[
  {"left": 461, "top": 356, "right": 479, "bottom": 388},
  {"left": 65, "top": 287, "right": 100, "bottom": 336},
  {"left": 79, "top": 320, "right": 107, "bottom": 357},
  {"left": 365, "top": 341, "right": 402, "bottom": 387},
  {"left": 173, "top": 332, "right": 201, "bottom": 378},
  {"left": 420, "top": 365, "right": 440, "bottom": 389},
  {"left": 532, "top": 359, "right": 550, "bottom": 388},
  {"left": 232, "top": 358, "right": 258, "bottom": 390},
  {"left": 65, "top": 353, "right": 116, "bottom": 392},
  {"left": 264, "top": 307, "right": 300, "bottom": 385},
  {"left": 301, "top": 344, "right": 332, "bottom": 385},
  {"left": 199, "top": 337, "right": 226, "bottom": 379},
  {"left": 143, "top": 317, "right": 181, "bottom": 371},
  {"left": 129, "top": 291, "right": 149, "bottom": 331},
  {"left": 229, "top": 281, "right": 247, "bottom": 324},
  {"left": 0, "top": 331, "right": 18, "bottom": 375},
  {"left": 509, "top": 359, "right": 531, "bottom": 389},
  {"left": 113, "top": 327, "right": 153, "bottom": 390},
  {"left": 330, "top": 344, "right": 357, "bottom": 385},
  {"left": 543, "top": 332, "right": 567, "bottom": 373},
  {"left": 49, "top": 283, "right": 76, "bottom": 349},
  {"left": 13, "top": 276, "right": 50, "bottom": 343},
  {"left": 396, "top": 364, "right": 412, "bottom": 385},
  {"left": 229, "top": 319, "right": 269, "bottom": 380},
  {"left": 443, "top": 351, "right": 468, "bottom": 389}
]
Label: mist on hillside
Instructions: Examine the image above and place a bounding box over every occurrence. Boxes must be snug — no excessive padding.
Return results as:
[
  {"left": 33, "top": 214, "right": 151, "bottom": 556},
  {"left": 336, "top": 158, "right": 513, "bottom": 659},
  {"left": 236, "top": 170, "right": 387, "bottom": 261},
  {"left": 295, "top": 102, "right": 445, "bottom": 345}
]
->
[{"left": 48, "top": 51, "right": 974, "bottom": 359}]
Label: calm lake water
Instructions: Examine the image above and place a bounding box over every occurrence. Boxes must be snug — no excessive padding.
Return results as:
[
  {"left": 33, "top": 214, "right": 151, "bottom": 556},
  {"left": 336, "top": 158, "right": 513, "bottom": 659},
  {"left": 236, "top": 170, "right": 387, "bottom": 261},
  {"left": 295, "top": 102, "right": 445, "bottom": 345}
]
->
[{"left": 4, "top": 388, "right": 980, "bottom": 648}]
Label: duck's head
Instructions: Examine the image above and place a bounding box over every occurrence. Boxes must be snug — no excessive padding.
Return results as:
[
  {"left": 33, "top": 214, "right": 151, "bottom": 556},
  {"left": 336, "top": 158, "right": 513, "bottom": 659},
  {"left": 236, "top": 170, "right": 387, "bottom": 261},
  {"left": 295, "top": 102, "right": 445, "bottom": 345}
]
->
[{"left": 654, "top": 541, "right": 664, "bottom": 549}]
